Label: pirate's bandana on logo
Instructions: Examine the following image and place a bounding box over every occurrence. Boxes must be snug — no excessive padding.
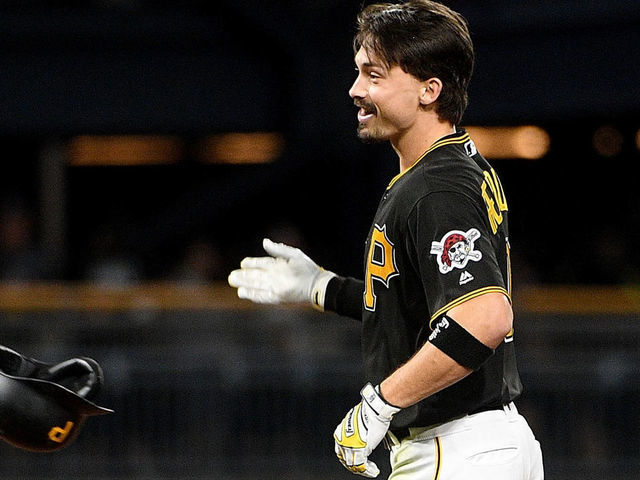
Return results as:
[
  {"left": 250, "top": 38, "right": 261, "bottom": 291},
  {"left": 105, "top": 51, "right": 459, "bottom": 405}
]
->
[{"left": 430, "top": 228, "right": 483, "bottom": 274}]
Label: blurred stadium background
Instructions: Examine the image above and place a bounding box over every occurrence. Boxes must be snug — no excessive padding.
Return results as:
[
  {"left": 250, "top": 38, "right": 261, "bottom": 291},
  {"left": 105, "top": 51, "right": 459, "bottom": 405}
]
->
[{"left": 0, "top": 1, "right": 638, "bottom": 479}]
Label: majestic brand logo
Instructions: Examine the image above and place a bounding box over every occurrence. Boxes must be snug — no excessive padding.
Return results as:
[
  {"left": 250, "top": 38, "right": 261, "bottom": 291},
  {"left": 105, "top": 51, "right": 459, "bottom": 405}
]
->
[
  {"left": 430, "top": 228, "right": 482, "bottom": 274},
  {"left": 459, "top": 271, "right": 474, "bottom": 285}
]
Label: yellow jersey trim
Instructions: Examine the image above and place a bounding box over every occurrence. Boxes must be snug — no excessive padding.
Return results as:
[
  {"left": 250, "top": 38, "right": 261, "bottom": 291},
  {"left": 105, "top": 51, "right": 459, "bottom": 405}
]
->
[
  {"left": 429, "top": 286, "right": 511, "bottom": 328},
  {"left": 387, "top": 132, "right": 471, "bottom": 190}
]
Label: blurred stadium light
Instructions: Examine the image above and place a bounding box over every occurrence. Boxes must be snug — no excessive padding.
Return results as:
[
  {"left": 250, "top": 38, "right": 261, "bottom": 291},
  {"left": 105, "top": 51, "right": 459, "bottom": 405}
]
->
[
  {"left": 592, "top": 126, "right": 624, "bottom": 157},
  {"left": 466, "top": 126, "right": 550, "bottom": 160},
  {"left": 196, "top": 132, "right": 285, "bottom": 164},
  {"left": 69, "top": 136, "right": 184, "bottom": 166}
]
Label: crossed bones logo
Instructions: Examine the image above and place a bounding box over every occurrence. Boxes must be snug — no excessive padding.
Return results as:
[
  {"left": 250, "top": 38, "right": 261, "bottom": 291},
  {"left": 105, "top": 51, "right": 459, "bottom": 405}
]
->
[{"left": 430, "top": 228, "right": 483, "bottom": 274}]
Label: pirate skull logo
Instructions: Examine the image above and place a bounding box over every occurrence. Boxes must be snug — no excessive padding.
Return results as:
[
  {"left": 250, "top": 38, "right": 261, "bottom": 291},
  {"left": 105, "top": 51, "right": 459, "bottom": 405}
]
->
[{"left": 430, "top": 228, "right": 482, "bottom": 274}]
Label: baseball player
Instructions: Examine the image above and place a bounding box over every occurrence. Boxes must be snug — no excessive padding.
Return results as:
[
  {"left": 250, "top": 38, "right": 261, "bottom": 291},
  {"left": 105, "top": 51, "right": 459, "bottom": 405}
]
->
[{"left": 229, "top": 1, "right": 543, "bottom": 478}]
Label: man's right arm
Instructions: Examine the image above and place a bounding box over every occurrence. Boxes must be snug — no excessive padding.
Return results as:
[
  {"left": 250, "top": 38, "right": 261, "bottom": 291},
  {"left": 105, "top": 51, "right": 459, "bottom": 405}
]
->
[
  {"left": 228, "top": 238, "right": 363, "bottom": 321},
  {"left": 324, "top": 276, "right": 364, "bottom": 321}
]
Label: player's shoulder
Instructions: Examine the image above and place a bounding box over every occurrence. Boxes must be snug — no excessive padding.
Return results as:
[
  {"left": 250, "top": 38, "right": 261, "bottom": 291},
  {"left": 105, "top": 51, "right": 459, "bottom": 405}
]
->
[
  {"left": 393, "top": 130, "right": 484, "bottom": 198},
  {"left": 420, "top": 129, "right": 486, "bottom": 176}
]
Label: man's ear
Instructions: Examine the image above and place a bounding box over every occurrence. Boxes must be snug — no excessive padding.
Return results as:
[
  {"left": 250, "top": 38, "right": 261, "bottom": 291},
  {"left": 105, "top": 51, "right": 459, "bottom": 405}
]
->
[{"left": 419, "top": 77, "right": 443, "bottom": 107}]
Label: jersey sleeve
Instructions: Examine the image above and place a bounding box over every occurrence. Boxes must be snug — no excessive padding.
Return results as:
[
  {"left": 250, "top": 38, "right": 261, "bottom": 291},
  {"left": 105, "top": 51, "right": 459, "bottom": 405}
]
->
[
  {"left": 407, "top": 191, "right": 508, "bottom": 328},
  {"left": 323, "top": 276, "right": 364, "bottom": 321}
]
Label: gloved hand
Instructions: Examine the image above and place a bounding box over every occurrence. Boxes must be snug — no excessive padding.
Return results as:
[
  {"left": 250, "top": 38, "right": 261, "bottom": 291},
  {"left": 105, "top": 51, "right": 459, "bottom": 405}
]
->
[
  {"left": 228, "top": 238, "right": 335, "bottom": 309},
  {"left": 334, "top": 383, "right": 401, "bottom": 478}
]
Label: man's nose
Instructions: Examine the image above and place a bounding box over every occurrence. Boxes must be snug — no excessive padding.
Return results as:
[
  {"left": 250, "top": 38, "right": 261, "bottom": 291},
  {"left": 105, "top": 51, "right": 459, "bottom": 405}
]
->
[{"left": 349, "top": 75, "right": 365, "bottom": 99}]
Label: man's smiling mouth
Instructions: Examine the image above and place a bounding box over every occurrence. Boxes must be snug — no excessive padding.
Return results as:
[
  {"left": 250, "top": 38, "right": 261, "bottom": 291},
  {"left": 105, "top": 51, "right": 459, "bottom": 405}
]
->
[{"left": 355, "top": 101, "right": 376, "bottom": 122}]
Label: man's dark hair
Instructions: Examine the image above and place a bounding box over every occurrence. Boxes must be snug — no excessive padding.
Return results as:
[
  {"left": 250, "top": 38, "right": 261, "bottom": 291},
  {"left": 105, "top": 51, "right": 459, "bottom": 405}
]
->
[{"left": 354, "top": 1, "right": 474, "bottom": 125}]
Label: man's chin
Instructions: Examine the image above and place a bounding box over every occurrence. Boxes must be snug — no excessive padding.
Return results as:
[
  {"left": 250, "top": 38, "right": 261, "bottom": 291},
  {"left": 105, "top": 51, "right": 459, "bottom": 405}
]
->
[{"left": 357, "top": 125, "right": 387, "bottom": 144}]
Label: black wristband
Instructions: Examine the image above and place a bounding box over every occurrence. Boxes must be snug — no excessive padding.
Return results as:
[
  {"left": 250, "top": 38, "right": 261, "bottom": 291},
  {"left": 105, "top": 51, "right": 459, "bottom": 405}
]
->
[{"left": 428, "top": 314, "right": 494, "bottom": 370}]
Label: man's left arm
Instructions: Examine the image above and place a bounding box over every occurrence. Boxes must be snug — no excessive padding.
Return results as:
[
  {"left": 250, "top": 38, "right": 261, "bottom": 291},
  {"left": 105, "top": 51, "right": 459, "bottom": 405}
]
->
[
  {"left": 333, "top": 292, "right": 512, "bottom": 477},
  {"left": 379, "top": 291, "right": 512, "bottom": 407}
]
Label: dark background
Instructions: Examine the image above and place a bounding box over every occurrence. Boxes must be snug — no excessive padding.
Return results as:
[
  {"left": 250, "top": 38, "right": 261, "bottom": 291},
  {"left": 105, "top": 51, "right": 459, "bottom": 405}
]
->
[{"left": 0, "top": 0, "right": 638, "bottom": 285}]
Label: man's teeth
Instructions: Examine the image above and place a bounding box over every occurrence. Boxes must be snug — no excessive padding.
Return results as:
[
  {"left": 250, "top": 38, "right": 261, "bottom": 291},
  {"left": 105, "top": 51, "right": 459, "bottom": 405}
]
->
[{"left": 358, "top": 107, "right": 374, "bottom": 122}]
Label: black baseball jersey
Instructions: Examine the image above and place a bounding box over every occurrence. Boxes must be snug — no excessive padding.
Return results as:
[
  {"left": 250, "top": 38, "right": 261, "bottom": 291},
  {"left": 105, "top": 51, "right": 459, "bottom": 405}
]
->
[{"left": 325, "top": 129, "right": 522, "bottom": 429}]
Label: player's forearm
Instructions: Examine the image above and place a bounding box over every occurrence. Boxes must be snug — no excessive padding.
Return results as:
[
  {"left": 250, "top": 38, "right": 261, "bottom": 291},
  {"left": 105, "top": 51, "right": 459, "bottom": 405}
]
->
[
  {"left": 379, "top": 342, "right": 471, "bottom": 408},
  {"left": 323, "top": 276, "right": 364, "bottom": 321},
  {"left": 379, "top": 293, "right": 513, "bottom": 408}
]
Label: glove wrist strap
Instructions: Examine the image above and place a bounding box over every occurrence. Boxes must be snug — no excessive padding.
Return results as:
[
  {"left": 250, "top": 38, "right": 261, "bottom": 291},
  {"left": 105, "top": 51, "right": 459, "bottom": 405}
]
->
[
  {"left": 361, "top": 383, "right": 401, "bottom": 420},
  {"left": 310, "top": 270, "right": 336, "bottom": 311}
]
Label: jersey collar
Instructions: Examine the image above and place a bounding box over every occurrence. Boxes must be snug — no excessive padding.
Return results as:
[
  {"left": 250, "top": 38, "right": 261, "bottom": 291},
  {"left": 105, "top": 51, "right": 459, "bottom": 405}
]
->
[{"left": 386, "top": 129, "right": 470, "bottom": 190}]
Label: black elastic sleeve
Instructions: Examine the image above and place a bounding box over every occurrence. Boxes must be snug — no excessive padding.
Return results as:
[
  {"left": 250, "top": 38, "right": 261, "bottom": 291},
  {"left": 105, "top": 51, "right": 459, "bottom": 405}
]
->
[
  {"left": 324, "top": 276, "right": 364, "bottom": 321},
  {"left": 428, "top": 315, "right": 495, "bottom": 370}
]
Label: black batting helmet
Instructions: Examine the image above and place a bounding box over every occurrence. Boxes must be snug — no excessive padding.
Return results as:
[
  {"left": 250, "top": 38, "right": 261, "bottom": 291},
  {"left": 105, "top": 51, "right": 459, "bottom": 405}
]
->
[{"left": 0, "top": 345, "right": 112, "bottom": 452}]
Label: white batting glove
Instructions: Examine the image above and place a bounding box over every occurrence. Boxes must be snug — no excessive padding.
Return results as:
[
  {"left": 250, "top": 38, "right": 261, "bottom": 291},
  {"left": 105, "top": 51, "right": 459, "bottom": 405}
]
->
[
  {"left": 334, "top": 383, "right": 401, "bottom": 478},
  {"left": 228, "top": 238, "right": 335, "bottom": 309}
]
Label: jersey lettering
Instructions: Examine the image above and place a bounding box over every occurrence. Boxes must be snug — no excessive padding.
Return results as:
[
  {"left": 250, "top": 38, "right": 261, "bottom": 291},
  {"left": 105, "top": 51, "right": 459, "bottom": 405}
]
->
[
  {"left": 364, "top": 224, "right": 399, "bottom": 311},
  {"left": 481, "top": 168, "right": 508, "bottom": 234}
]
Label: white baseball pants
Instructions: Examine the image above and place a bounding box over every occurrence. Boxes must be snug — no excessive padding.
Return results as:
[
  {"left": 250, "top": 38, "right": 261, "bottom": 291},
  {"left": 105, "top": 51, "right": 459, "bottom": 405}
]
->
[{"left": 387, "top": 403, "right": 543, "bottom": 480}]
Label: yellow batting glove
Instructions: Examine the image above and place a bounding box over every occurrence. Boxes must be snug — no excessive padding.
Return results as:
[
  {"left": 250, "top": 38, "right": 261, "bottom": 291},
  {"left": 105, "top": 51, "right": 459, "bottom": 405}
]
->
[{"left": 333, "top": 383, "right": 401, "bottom": 478}]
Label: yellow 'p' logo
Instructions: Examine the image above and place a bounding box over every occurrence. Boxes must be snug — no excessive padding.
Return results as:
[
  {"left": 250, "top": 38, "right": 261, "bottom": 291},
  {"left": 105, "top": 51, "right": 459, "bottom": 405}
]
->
[
  {"left": 48, "top": 421, "right": 74, "bottom": 443},
  {"left": 364, "top": 224, "right": 399, "bottom": 311}
]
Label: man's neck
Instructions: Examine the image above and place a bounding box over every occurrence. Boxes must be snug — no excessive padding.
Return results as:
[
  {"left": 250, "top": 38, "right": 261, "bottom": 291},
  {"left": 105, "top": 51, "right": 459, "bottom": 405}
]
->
[{"left": 392, "top": 118, "right": 455, "bottom": 173}]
